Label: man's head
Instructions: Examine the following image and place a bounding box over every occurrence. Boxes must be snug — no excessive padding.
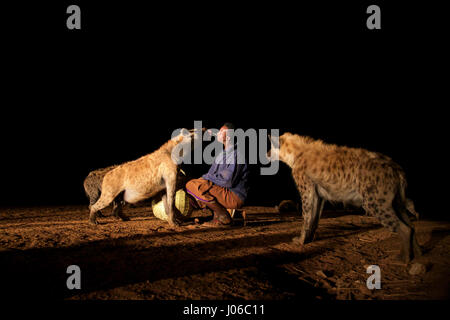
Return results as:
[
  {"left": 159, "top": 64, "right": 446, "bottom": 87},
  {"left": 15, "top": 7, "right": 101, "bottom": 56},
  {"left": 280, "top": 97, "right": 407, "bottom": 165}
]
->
[{"left": 217, "top": 122, "right": 235, "bottom": 145}]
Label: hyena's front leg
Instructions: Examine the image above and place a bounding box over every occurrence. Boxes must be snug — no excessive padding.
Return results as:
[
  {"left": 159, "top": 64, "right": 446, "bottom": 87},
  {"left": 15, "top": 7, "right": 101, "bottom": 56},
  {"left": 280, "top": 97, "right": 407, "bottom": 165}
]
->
[
  {"left": 112, "top": 200, "right": 130, "bottom": 221},
  {"left": 294, "top": 176, "right": 325, "bottom": 245},
  {"left": 163, "top": 177, "right": 179, "bottom": 227}
]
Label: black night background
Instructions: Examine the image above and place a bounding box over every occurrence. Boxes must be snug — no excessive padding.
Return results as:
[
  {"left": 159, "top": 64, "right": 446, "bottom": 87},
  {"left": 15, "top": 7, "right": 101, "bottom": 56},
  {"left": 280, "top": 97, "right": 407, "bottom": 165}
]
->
[{"left": 0, "top": 0, "right": 448, "bottom": 307}]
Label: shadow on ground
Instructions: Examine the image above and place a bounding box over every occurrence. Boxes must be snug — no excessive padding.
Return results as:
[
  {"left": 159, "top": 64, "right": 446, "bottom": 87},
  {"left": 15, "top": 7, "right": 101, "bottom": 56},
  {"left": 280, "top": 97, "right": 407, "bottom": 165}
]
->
[{"left": 0, "top": 220, "right": 380, "bottom": 300}]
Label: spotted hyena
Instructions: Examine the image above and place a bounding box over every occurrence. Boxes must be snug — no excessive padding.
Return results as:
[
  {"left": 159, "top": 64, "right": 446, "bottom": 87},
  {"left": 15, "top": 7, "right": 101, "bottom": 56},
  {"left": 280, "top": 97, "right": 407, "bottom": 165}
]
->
[
  {"left": 269, "top": 132, "right": 422, "bottom": 263},
  {"left": 89, "top": 128, "right": 203, "bottom": 226},
  {"left": 83, "top": 165, "right": 129, "bottom": 221}
]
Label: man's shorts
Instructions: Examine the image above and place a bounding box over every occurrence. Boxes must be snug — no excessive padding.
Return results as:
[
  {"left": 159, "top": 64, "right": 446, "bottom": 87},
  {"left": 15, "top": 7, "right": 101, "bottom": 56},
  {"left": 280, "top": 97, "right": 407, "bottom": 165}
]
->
[{"left": 185, "top": 178, "right": 243, "bottom": 210}]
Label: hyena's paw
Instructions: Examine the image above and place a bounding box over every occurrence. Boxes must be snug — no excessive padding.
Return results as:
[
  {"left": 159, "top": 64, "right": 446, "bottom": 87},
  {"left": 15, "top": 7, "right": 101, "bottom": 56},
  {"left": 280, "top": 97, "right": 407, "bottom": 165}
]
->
[
  {"left": 168, "top": 218, "right": 181, "bottom": 227},
  {"left": 292, "top": 232, "right": 315, "bottom": 246},
  {"left": 119, "top": 215, "right": 131, "bottom": 222},
  {"left": 292, "top": 236, "right": 304, "bottom": 245},
  {"left": 89, "top": 212, "right": 99, "bottom": 225},
  {"left": 96, "top": 211, "right": 106, "bottom": 218},
  {"left": 113, "top": 212, "right": 130, "bottom": 221}
]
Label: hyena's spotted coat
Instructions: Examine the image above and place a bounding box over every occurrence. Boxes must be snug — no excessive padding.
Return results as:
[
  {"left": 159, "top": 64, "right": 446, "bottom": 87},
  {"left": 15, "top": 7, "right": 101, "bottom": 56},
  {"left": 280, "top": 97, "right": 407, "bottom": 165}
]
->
[{"left": 269, "top": 132, "right": 421, "bottom": 263}]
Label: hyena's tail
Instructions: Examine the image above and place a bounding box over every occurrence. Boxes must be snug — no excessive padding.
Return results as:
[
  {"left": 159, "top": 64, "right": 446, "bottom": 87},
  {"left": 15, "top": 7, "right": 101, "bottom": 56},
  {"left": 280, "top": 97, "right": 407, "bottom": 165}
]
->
[
  {"left": 83, "top": 177, "right": 91, "bottom": 200},
  {"left": 398, "top": 172, "right": 420, "bottom": 221},
  {"left": 83, "top": 175, "right": 101, "bottom": 209},
  {"left": 405, "top": 198, "right": 420, "bottom": 221}
]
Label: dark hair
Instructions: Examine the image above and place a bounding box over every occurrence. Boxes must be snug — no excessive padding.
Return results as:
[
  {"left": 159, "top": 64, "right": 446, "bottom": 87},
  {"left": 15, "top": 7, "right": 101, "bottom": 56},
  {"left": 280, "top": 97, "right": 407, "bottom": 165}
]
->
[{"left": 222, "top": 122, "right": 235, "bottom": 130}]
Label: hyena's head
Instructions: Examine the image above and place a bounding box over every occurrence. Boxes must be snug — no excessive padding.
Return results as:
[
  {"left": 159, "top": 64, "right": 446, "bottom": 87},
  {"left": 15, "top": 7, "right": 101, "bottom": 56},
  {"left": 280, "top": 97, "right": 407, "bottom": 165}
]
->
[
  {"left": 267, "top": 134, "right": 280, "bottom": 162},
  {"left": 267, "top": 133, "right": 292, "bottom": 162},
  {"left": 170, "top": 127, "right": 205, "bottom": 165},
  {"left": 171, "top": 127, "right": 205, "bottom": 144},
  {"left": 267, "top": 133, "right": 296, "bottom": 166},
  {"left": 187, "top": 127, "right": 206, "bottom": 150}
]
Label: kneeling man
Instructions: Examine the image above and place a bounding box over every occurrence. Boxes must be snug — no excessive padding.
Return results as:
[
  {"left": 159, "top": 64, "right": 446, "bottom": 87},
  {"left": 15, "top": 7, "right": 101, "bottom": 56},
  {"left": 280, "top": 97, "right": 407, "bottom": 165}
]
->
[{"left": 186, "top": 123, "right": 249, "bottom": 226}]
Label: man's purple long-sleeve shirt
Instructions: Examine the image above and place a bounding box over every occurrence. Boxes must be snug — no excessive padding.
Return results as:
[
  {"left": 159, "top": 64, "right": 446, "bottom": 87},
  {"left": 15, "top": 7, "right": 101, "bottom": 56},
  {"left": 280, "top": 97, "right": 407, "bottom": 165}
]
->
[{"left": 202, "top": 145, "right": 249, "bottom": 202}]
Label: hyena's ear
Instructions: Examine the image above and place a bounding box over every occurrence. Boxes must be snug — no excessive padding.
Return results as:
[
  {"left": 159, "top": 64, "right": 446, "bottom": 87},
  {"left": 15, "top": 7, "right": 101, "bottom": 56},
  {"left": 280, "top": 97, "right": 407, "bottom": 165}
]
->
[
  {"left": 188, "top": 128, "right": 205, "bottom": 135},
  {"left": 268, "top": 134, "right": 280, "bottom": 149},
  {"left": 180, "top": 128, "right": 190, "bottom": 137}
]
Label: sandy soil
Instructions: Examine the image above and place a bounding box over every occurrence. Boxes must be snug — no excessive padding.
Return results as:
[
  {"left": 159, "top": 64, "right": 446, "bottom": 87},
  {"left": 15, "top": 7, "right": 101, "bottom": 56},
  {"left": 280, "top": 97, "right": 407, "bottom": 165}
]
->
[{"left": 0, "top": 204, "right": 449, "bottom": 300}]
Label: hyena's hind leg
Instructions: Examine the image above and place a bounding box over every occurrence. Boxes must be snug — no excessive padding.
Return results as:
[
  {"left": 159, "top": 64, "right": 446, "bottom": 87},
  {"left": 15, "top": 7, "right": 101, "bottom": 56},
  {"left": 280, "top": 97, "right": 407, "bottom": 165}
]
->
[
  {"left": 83, "top": 180, "right": 106, "bottom": 218},
  {"left": 92, "top": 195, "right": 108, "bottom": 219},
  {"left": 394, "top": 196, "right": 422, "bottom": 259},
  {"left": 405, "top": 198, "right": 420, "bottom": 221},
  {"left": 111, "top": 192, "right": 130, "bottom": 221},
  {"left": 363, "top": 197, "right": 421, "bottom": 263},
  {"left": 89, "top": 186, "right": 123, "bottom": 225}
]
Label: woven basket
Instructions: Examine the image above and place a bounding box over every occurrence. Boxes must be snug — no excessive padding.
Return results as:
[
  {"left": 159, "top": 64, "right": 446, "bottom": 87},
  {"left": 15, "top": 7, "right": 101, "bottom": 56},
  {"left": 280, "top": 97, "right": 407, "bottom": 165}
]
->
[{"left": 152, "top": 189, "right": 193, "bottom": 221}]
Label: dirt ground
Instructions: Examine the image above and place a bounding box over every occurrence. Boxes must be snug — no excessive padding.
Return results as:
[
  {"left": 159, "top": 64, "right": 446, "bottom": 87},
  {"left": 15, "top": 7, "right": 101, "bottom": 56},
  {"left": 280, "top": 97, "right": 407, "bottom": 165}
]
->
[{"left": 0, "top": 204, "right": 449, "bottom": 300}]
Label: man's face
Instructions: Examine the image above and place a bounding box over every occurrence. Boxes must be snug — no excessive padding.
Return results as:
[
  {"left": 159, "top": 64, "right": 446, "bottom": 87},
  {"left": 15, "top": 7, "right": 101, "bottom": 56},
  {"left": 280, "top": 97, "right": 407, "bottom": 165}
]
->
[{"left": 217, "top": 126, "right": 228, "bottom": 144}]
